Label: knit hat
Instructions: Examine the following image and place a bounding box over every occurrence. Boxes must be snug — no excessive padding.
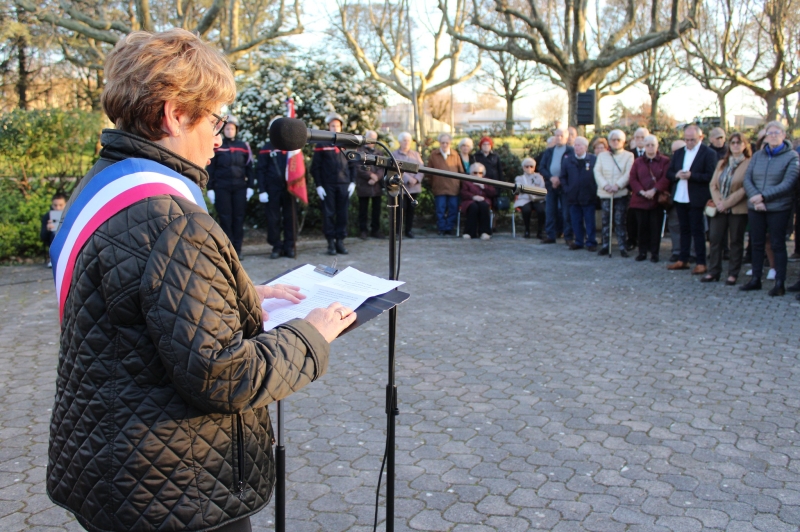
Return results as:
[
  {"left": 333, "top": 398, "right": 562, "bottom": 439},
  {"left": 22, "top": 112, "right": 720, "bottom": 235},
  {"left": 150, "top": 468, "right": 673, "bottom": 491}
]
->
[{"left": 478, "top": 136, "right": 493, "bottom": 149}]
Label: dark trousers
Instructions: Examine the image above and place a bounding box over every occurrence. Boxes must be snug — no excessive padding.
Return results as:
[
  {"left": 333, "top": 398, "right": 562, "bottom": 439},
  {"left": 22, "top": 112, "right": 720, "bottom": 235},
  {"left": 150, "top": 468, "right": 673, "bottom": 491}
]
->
[
  {"left": 215, "top": 187, "right": 248, "bottom": 254},
  {"left": 633, "top": 208, "right": 663, "bottom": 258},
  {"left": 569, "top": 204, "right": 597, "bottom": 247},
  {"left": 795, "top": 196, "right": 800, "bottom": 255},
  {"left": 675, "top": 202, "right": 706, "bottom": 264},
  {"left": 398, "top": 193, "right": 418, "bottom": 234},
  {"left": 520, "top": 201, "right": 545, "bottom": 236},
  {"left": 464, "top": 201, "right": 491, "bottom": 238},
  {"left": 358, "top": 195, "right": 382, "bottom": 233},
  {"left": 545, "top": 187, "right": 572, "bottom": 240},
  {"left": 708, "top": 213, "right": 747, "bottom": 277},
  {"left": 322, "top": 183, "right": 350, "bottom": 240},
  {"left": 264, "top": 187, "right": 295, "bottom": 253},
  {"left": 748, "top": 209, "right": 792, "bottom": 282}
]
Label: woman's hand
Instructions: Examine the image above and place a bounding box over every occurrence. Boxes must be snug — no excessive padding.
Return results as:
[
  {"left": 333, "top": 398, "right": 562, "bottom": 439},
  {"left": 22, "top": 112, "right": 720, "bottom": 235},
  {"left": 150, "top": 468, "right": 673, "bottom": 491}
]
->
[
  {"left": 305, "top": 303, "right": 357, "bottom": 343},
  {"left": 473, "top": 195, "right": 484, "bottom": 202},
  {"left": 255, "top": 284, "right": 305, "bottom": 305},
  {"left": 750, "top": 193, "right": 764, "bottom": 205},
  {"left": 754, "top": 202, "right": 767, "bottom": 212},
  {"left": 716, "top": 200, "right": 725, "bottom": 212}
]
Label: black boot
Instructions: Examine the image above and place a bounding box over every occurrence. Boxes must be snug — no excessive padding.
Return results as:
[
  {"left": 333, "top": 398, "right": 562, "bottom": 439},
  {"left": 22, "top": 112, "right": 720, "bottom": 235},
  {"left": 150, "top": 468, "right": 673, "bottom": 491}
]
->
[
  {"left": 327, "top": 238, "right": 336, "bottom": 256},
  {"left": 739, "top": 278, "right": 762, "bottom": 291},
  {"left": 768, "top": 280, "right": 785, "bottom": 297},
  {"left": 335, "top": 239, "right": 348, "bottom": 255}
]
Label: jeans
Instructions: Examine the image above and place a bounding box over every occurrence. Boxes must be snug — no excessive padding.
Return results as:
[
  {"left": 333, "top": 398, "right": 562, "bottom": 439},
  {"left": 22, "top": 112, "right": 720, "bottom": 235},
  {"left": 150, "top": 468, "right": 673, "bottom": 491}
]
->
[
  {"left": 675, "top": 202, "right": 706, "bottom": 264},
  {"left": 434, "top": 195, "right": 459, "bottom": 232},
  {"left": 708, "top": 213, "right": 747, "bottom": 277},
  {"left": 633, "top": 208, "right": 663, "bottom": 258},
  {"left": 600, "top": 196, "right": 628, "bottom": 251},
  {"left": 545, "top": 187, "right": 572, "bottom": 240},
  {"left": 569, "top": 204, "right": 596, "bottom": 247},
  {"left": 214, "top": 187, "right": 248, "bottom": 254},
  {"left": 748, "top": 209, "right": 792, "bottom": 282}
]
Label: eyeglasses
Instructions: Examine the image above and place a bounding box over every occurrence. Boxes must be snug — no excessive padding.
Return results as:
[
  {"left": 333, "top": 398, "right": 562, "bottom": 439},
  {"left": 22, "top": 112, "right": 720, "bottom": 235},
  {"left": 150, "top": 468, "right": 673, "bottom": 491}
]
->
[
  {"left": 471, "top": 172, "right": 485, "bottom": 176},
  {"left": 609, "top": 138, "right": 622, "bottom": 142},
  {"left": 729, "top": 140, "right": 742, "bottom": 145},
  {"left": 765, "top": 130, "right": 783, "bottom": 136},
  {"left": 211, "top": 113, "right": 229, "bottom": 136}
]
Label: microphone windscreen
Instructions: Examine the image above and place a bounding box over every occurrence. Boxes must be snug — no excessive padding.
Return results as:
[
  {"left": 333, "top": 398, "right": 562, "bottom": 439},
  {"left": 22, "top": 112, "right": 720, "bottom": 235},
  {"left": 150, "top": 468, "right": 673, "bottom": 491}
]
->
[{"left": 269, "top": 118, "right": 307, "bottom": 151}]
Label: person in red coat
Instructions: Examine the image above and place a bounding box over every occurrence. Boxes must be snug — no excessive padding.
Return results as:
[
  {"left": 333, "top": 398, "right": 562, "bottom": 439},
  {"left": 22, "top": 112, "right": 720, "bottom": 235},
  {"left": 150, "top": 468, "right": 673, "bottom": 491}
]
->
[
  {"left": 460, "top": 162, "right": 497, "bottom": 240},
  {"left": 629, "top": 135, "right": 671, "bottom": 262}
]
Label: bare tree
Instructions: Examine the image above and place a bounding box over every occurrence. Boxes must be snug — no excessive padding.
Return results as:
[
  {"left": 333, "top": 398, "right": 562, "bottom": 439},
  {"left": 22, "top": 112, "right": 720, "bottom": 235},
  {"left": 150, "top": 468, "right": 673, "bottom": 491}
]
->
[
  {"left": 334, "top": 0, "right": 481, "bottom": 140},
  {"left": 441, "top": 0, "right": 700, "bottom": 127},
  {"left": 13, "top": 0, "right": 303, "bottom": 72},
  {"left": 683, "top": 0, "right": 800, "bottom": 122},
  {"left": 534, "top": 91, "right": 566, "bottom": 128},
  {"left": 477, "top": 50, "right": 537, "bottom": 134},
  {"left": 631, "top": 44, "right": 681, "bottom": 129}
]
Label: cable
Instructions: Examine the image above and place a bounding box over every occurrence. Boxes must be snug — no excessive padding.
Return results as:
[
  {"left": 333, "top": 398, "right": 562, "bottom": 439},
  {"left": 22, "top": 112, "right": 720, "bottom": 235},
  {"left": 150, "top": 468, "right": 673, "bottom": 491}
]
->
[{"left": 373, "top": 439, "right": 389, "bottom": 531}]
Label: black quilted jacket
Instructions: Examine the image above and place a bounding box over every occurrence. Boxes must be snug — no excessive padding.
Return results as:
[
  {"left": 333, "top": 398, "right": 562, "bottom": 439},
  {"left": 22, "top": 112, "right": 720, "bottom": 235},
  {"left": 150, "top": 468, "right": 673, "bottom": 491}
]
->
[{"left": 47, "top": 130, "right": 330, "bottom": 531}]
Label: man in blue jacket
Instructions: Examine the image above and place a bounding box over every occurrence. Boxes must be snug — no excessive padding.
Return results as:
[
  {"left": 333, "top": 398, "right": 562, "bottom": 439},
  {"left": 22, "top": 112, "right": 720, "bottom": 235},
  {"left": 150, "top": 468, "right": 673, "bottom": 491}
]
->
[
  {"left": 539, "top": 128, "right": 575, "bottom": 243},
  {"left": 560, "top": 136, "right": 598, "bottom": 251}
]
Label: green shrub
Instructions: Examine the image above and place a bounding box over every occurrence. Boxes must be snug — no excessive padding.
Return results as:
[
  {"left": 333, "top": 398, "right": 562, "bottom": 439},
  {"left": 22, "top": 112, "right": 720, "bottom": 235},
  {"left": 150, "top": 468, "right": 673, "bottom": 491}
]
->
[{"left": 0, "top": 178, "right": 58, "bottom": 260}]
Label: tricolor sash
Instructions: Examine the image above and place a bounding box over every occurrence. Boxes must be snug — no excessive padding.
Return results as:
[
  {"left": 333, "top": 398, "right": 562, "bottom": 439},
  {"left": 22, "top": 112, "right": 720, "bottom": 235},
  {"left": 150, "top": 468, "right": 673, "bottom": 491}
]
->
[{"left": 50, "top": 158, "right": 207, "bottom": 322}]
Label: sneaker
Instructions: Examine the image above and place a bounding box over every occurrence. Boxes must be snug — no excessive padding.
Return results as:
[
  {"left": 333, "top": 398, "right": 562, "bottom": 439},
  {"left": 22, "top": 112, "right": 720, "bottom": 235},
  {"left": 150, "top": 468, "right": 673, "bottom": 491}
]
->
[
  {"left": 480, "top": 233, "right": 491, "bottom": 240},
  {"left": 767, "top": 268, "right": 776, "bottom": 280},
  {"left": 462, "top": 234, "right": 471, "bottom": 239}
]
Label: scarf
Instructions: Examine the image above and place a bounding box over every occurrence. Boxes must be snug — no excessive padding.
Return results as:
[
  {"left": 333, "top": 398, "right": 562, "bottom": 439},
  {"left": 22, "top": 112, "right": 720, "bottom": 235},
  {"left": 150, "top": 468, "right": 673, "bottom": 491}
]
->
[
  {"left": 764, "top": 143, "right": 786, "bottom": 158},
  {"left": 719, "top": 154, "right": 744, "bottom": 200}
]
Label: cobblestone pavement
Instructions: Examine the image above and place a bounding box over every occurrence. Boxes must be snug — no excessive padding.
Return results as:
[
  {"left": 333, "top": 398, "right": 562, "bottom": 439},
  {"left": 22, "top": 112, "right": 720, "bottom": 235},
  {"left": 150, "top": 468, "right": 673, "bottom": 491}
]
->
[{"left": 2, "top": 234, "right": 799, "bottom": 531}]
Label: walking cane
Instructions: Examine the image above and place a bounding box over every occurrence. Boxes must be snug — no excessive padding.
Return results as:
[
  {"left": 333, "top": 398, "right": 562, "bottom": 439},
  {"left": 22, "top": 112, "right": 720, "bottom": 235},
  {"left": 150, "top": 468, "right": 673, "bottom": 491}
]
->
[
  {"left": 661, "top": 209, "right": 667, "bottom": 240},
  {"left": 608, "top": 194, "right": 614, "bottom": 258}
]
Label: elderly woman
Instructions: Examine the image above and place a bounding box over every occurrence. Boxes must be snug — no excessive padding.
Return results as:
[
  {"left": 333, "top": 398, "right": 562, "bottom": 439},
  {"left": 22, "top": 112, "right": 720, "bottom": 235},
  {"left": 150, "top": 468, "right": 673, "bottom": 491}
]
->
[
  {"left": 460, "top": 162, "right": 497, "bottom": 240},
  {"left": 594, "top": 129, "right": 634, "bottom": 256},
  {"left": 392, "top": 131, "right": 424, "bottom": 238},
  {"left": 740, "top": 121, "right": 800, "bottom": 295},
  {"left": 628, "top": 135, "right": 671, "bottom": 262},
  {"left": 702, "top": 132, "right": 752, "bottom": 284},
  {"left": 47, "top": 30, "right": 355, "bottom": 532},
  {"left": 514, "top": 157, "right": 546, "bottom": 238},
  {"left": 592, "top": 137, "right": 608, "bottom": 155},
  {"left": 457, "top": 137, "right": 475, "bottom": 174},
  {"left": 474, "top": 136, "right": 504, "bottom": 182}
]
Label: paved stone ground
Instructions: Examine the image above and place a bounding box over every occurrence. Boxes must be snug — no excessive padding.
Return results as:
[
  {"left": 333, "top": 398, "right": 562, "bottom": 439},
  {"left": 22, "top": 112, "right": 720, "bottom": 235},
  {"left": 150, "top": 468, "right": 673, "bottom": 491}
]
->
[{"left": 1, "top": 234, "right": 799, "bottom": 531}]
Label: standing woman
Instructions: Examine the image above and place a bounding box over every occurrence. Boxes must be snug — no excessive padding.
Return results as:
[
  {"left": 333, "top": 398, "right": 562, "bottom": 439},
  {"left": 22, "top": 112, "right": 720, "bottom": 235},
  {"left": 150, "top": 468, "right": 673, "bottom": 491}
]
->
[
  {"left": 703, "top": 132, "right": 752, "bottom": 284},
  {"left": 458, "top": 137, "right": 475, "bottom": 174},
  {"left": 513, "top": 158, "right": 546, "bottom": 238},
  {"left": 47, "top": 29, "right": 355, "bottom": 532},
  {"left": 740, "top": 121, "right": 799, "bottom": 295},
  {"left": 628, "top": 135, "right": 671, "bottom": 262},
  {"left": 391, "top": 132, "right": 424, "bottom": 238},
  {"left": 206, "top": 115, "right": 255, "bottom": 255}
]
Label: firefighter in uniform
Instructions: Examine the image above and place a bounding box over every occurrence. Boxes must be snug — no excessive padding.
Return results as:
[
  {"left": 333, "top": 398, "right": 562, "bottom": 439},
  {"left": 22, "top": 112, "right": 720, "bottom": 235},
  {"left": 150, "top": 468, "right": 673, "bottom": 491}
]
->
[
  {"left": 206, "top": 116, "right": 255, "bottom": 254},
  {"left": 257, "top": 120, "right": 297, "bottom": 259},
  {"left": 311, "top": 112, "right": 356, "bottom": 255}
]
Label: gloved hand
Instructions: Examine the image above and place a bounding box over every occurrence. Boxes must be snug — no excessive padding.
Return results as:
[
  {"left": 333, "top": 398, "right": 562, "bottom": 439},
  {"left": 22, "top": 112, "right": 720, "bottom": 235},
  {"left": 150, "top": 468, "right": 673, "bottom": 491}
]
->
[
  {"left": 207, "top": 190, "right": 215, "bottom": 204},
  {"left": 347, "top": 182, "right": 356, "bottom": 197},
  {"left": 246, "top": 188, "right": 254, "bottom": 201},
  {"left": 259, "top": 192, "right": 269, "bottom": 203},
  {"left": 316, "top": 186, "right": 326, "bottom": 200}
]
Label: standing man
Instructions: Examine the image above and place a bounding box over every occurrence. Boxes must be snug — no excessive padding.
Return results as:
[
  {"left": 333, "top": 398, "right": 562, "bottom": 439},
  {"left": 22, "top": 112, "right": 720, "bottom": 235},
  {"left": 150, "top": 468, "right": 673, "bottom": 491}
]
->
[
  {"left": 206, "top": 116, "right": 255, "bottom": 255},
  {"left": 666, "top": 125, "right": 719, "bottom": 273},
  {"left": 425, "top": 133, "right": 464, "bottom": 236},
  {"left": 631, "top": 127, "right": 650, "bottom": 159},
  {"left": 539, "top": 128, "right": 574, "bottom": 243},
  {"left": 355, "top": 130, "right": 385, "bottom": 239},
  {"left": 594, "top": 130, "right": 634, "bottom": 257},
  {"left": 708, "top": 127, "right": 727, "bottom": 160},
  {"left": 311, "top": 112, "right": 356, "bottom": 255},
  {"left": 560, "top": 137, "right": 598, "bottom": 251},
  {"left": 257, "top": 118, "right": 296, "bottom": 259}
]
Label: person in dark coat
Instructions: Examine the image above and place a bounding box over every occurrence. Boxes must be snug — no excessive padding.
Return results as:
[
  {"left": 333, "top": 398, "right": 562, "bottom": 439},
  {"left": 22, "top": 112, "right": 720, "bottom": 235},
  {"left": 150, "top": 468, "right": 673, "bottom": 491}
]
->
[
  {"left": 460, "top": 162, "right": 497, "bottom": 240},
  {"left": 311, "top": 112, "right": 356, "bottom": 255},
  {"left": 473, "top": 136, "right": 504, "bottom": 181},
  {"left": 48, "top": 29, "right": 356, "bottom": 532},
  {"left": 40, "top": 193, "right": 67, "bottom": 265},
  {"left": 629, "top": 135, "right": 671, "bottom": 262},
  {"left": 355, "top": 130, "right": 385, "bottom": 239},
  {"left": 539, "top": 128, "right": 575, "bottom": 243},
  {"left": 666, "top": 125, "right": 719, "bottom": 274},
  {"left": 560, "top": 136, "right": 598, "bottom": 250},
  {"left": 206, "top": 115, "right": 255, "bottom": 255},
  {"left": 256, "top": 119, "right": 296, "bottom": 259},
  {"left": 708, "top": 127, "right": 728, "bottom": 160}
]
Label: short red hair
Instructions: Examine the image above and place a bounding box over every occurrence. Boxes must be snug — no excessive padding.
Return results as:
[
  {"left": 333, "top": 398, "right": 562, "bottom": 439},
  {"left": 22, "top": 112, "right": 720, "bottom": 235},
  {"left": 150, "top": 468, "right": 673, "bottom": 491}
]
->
[{"left": 479, "top": 136, "right": 494, "bottom": 149}]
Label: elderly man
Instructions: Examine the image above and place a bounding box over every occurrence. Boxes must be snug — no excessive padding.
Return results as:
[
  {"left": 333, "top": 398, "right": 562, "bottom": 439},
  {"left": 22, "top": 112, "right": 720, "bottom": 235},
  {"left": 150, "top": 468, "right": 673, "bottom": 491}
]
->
[
  {"left": 667, "top": 125, "right": 719, "bottom": 273},
  {"left": 561, "top": 136, "right": 598, "bottom": 251},
  {"left": 709, "top": 127, "right": 727, "bottom": 159},
  {"left": 425, "top": 133, "right": 465, "bottom": 235},
  {"left": 539, "top": 128, "right": 575, "bottom": 243},
  {"left": 392, "top": 131, "right": 424, "bottom": 238},
  {"left": 355, "top": 130, "right": 385, "bottom": 239},
  {"left": 594, "top": 129, "right": 634, "bottom": 256},
  {"left": 631, "top": 127, "right": 650, "bottom": 159}
]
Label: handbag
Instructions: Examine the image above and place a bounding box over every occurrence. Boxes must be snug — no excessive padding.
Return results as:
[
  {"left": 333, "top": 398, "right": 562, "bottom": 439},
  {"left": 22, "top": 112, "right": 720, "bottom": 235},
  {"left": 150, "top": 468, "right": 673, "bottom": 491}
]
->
[
  {"left": 704, "top": 200, "right": 717, "bottom": 218},
  {"left": 494, "top": 195, "right": 511, "bottom": 211},
  {"left": 656, "top": 190, "right": 673, "bottom": 209}
]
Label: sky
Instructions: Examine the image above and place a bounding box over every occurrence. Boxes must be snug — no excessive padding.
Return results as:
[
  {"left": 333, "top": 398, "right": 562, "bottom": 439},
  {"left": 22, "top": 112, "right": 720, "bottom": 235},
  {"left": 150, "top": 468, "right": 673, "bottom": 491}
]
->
[{"left": 284, "top": 0, "right": 766, "bottom": 126}]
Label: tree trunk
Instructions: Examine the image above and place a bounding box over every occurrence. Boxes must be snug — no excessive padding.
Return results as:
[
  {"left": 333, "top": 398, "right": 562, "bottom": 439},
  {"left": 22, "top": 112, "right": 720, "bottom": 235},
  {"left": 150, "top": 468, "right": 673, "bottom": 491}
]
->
[
  {"left": 566, "top": 79, "right": 579, "bottom": 128},
  {"left": 15, "top": 7, "right": 28, "bottom": 110},
  {"left": 505, "top": 95, "right": 515, "bottom": 135},
  {"left": 649, "top": 88, "right": 659, "bottom": 130},
  {"left": 764, "top": 93, "right": 780, "bottom": 122},
  {"left": 717, "top": 92, "right": 727, "bottom": 130},
  {"left": 594, "top": 87, "right": 602, "bottom": 128}
]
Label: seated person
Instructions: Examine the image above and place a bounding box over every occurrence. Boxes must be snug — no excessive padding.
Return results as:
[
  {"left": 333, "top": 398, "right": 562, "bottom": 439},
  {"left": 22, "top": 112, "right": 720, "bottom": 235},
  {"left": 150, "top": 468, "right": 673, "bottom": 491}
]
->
[
  {"left": 460, "top": 162, "right": 497, "bottom": 240},
  {"left": 40, "top": 193, "right": 67, "bottom": 267},
  {"left": 513, "top": 157, "right": 546, "bottom": 238}
]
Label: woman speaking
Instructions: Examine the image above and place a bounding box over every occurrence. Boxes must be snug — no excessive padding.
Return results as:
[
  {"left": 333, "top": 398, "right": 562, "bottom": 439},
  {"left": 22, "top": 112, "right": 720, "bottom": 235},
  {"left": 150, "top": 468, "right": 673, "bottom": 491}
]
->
[{"left": 46, "top": 30, "right": 355, "bottom": 532}]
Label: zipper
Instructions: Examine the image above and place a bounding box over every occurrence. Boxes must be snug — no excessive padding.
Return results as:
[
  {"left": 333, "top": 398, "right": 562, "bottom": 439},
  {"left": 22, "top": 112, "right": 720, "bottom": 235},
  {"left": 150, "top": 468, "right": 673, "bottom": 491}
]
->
[{"left": 234, "top": 414, "right": 246, "bottom": 498}]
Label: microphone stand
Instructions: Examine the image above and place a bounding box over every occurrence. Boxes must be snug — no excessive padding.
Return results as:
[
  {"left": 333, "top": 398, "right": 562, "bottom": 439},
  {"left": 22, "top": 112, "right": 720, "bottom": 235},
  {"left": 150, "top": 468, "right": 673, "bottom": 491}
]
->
[{"left": 344, "top": 148, "right": 546, "bottom": 531}]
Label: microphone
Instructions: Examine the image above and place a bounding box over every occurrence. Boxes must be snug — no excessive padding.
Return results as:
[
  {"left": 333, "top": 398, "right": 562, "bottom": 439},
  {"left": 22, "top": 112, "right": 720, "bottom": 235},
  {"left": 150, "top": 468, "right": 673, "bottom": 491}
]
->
[{"left": 269, "top": 117, "right": 366, "bottom": 151}]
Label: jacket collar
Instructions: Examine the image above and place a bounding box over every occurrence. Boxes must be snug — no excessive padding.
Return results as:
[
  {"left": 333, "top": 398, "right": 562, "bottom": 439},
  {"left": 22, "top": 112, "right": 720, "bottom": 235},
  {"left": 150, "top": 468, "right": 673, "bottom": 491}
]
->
[{"left": 99, "top": 129, "right": 209, "bottom": 188}]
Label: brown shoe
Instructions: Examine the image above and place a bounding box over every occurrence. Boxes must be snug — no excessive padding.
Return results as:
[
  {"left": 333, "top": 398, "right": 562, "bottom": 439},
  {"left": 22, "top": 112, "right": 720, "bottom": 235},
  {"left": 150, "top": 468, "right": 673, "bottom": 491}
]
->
[
  {"left": 692, "top": 265, "right": 707, "bottom": 275},
  {"left": 667, "top": 261, "right": 689, "bottom": 270}
]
